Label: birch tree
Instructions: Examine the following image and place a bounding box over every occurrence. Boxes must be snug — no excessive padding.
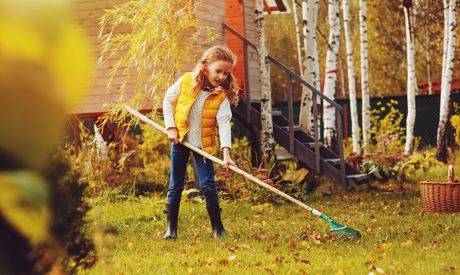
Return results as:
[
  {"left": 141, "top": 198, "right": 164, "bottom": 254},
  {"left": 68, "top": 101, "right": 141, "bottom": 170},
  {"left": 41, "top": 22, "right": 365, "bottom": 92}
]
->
[
  {"left": 441, "top": 0, "right": 449, "bottom": 91},
  {"left": 292, "top": 0, "right": 304, "bottom": 76},
  {"left": 299, "top": 0, "right": 313, "bottom": 133},
  {"left": 255, "top": 0, "right": 275, "bottom": 161},
  {"left": 301, "top": 0, "right": 321, "bottom": 134},
  {"left": 342, "top": 0, "right": 361, "bottom": 155},
  {"left": 308, "top": 0, "right": 321, "bottom": 96},
  {"left": 403, "top": 0, "right": 417, "bottom": 156},
  {"left": 436, "top": 0, "right": 457, "bottom": 162},
  {"left": 425, "top": 0, "right": 433, "bottom": 95},
  {"left": 359, "top": 0, "right": 371, "bottom": 149},
  {"left": 323, "top": 0, "right": 341, "bottom": 147}
]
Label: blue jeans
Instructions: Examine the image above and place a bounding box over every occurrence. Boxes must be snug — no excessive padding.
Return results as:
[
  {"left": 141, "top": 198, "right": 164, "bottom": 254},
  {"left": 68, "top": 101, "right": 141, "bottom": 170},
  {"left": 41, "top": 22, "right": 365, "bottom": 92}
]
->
[{"left": 167, "top": 142, "right": 219, "bottom": 207}]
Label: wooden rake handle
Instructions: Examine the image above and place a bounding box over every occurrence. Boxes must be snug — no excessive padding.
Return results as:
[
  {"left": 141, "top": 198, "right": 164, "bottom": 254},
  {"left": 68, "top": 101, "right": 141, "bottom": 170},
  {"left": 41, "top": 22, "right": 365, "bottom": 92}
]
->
[{"left": 124, "top": 105, "right": 314, "bottom": 212}]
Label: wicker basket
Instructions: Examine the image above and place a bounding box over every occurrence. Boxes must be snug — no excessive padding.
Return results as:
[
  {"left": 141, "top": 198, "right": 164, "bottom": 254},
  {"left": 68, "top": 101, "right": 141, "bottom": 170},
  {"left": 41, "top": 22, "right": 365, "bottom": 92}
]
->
[
  {"left": 419, "top": 181, "right": 460, "bottom": 212},
  {"left": 419, "top": 166, "right": 460, "bottom": 212}
]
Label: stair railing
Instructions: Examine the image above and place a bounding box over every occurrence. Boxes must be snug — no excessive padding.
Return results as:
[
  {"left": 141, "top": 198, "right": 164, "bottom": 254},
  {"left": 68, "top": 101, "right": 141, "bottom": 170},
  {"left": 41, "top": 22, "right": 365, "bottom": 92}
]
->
[{"left": 223, "top": 23, "right": 346, "bottom": 185}]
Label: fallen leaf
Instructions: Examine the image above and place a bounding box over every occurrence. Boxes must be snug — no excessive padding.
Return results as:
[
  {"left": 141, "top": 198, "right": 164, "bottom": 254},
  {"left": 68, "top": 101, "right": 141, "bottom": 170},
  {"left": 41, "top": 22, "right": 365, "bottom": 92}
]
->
[
  {"left": 402, "top": 239, "right": 413, "bottom": 247},
  {"left": 218, "top": 259, "right": 229, "bottom": 266},
  {"left": 275, "top": 256, "right": 284, "bottom": 263}
]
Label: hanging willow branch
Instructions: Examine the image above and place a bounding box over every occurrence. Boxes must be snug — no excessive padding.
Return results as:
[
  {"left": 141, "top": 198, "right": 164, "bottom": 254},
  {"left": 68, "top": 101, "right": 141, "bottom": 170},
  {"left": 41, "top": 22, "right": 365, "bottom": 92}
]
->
[{"left": 98, "top": 0, "right": 218, "bottom": 127}]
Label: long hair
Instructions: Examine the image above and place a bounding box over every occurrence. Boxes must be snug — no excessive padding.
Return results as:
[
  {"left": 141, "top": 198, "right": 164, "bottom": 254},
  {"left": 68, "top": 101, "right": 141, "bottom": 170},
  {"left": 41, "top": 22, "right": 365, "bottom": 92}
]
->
[{"left": 191, "top": 46, "right": 240, "bottom": 106}]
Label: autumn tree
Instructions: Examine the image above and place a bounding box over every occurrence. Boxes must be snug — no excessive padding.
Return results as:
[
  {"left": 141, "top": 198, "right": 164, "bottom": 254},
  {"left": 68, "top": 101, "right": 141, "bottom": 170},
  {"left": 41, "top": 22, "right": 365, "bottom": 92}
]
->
[
  {"left": 255, "top": 0, "right": 276, "bottom": 164},
  {"left": 98, "top": 0, "right": 216, "bottom": 123}
]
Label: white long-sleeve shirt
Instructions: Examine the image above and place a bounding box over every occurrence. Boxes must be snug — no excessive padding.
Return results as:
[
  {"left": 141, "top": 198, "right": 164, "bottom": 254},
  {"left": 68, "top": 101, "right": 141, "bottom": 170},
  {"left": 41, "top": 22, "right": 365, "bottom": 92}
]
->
[{"left": 162, "top": 76, "right": 232, "bottom": 150}]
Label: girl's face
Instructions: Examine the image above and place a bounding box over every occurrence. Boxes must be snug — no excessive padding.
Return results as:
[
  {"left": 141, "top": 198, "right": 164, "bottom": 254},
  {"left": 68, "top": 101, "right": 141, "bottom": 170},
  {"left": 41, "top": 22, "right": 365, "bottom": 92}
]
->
[{"left": 204, "top": 60, "right": 233, "bottom": 88}]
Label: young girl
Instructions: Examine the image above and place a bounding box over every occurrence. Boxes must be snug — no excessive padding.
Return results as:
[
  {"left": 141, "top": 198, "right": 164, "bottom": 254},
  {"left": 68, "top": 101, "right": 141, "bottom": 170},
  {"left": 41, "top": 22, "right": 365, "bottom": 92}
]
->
[{"left": 162, "top": 46, "right": 240, "bottom": 239}]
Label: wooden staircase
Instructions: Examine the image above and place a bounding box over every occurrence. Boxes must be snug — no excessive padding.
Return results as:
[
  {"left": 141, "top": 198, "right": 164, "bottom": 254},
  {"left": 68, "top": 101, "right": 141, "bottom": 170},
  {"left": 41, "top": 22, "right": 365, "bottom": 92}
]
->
[
  {"left": 223, "top": 23, "right": 369, "bottom": 187},
  {"left": 232, "top": 101, "right": 369, "bottom": 186}
]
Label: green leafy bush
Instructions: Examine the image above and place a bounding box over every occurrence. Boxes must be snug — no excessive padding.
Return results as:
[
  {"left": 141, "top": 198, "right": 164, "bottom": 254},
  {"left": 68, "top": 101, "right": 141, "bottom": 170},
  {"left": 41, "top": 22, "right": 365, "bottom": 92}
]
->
[
  {"left": 68, "top": 119, "right": 171, "bottom": 197},
  {"left": 45, "top": 150, "right": 97, "bottom": 272},
  {"left": 348, "top": 100, "right": 447, "bottom": 183}
]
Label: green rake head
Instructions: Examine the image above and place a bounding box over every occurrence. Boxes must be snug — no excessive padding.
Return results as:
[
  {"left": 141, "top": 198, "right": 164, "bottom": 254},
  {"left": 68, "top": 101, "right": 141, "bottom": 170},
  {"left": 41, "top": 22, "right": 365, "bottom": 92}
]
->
[
  {"left": 327, "top": 218, "right": 361, "bottom": 240},
  {"left": 313, "top": 210, "right": 361, "bottom": 240}
]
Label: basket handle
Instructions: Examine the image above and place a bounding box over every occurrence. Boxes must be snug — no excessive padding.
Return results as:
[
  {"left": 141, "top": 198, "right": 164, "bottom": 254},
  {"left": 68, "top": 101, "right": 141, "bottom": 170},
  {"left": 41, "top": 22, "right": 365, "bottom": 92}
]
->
[{"left": 448, "top": 165, "right": 455, "bottom": 182}]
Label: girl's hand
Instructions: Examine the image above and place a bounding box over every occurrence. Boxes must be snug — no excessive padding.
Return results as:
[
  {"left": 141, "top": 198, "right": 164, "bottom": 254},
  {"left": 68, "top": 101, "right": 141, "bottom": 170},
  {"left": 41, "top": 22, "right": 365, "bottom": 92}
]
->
[
  {"left": 167, "top": 127, "right": 179, "bottom": 143},
  {"left": 222, "top": 148, "right": 236, "bottom": 171}
]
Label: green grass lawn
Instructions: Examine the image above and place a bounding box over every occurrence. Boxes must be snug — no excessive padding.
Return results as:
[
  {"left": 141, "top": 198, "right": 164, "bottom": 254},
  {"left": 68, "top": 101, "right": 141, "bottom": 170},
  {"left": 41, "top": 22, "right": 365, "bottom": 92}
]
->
[{"left": 81, "top": 185, "right": 460, "bottom": 275}]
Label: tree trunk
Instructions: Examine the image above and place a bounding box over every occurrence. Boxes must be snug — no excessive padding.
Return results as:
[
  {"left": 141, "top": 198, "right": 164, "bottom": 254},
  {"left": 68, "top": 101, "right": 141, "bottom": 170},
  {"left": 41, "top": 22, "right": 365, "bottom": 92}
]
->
[
  {"left": 425, "top": 1, "right": 433, "bottom": 96},
  {"left": 436, "top": 0, "right": 457, "bottom": 162},
  {"left": 307, "top": 0, "right": 321, "bottom": 133},
  {"left": 299, "top": 0, "right": 313, "bottom": 133},
  {"left": 404, "top": 1, "right": 417, "bottom": 156},
  {"left": 425, "top": 0, "right": 433, "bottom": 95},
  {"left": 359, "top": 0, "right": 371, "bottom": 150},
  {"left": 323, "top": 0, "right": 341, "bottom": 148},
  {"left": 342, "top": 0, "right": 361, "bottom": 155},
  {"left": 255, "top": 0, "right": 275, "bottom": 164},
  {"left": 292, "top": 0, "right": 304, "bottom": 77},
  {"left": 441, "top": 0, "right": 449, "bottom": 89}
]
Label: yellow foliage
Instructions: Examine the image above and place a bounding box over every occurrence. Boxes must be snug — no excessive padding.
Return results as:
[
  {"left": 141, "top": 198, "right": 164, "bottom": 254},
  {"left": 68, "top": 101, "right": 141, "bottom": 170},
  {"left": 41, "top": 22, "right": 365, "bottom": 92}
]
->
[
  {"left": 0, "top": 171, "right": 49, "bottom": 244},
  {"left": 0, "top": 0, "right": 93, "bottom": 169},
  {"left": 98, "top": 0, "right": 217, "bottom": 127},
  {"left": 450, "top": 114, "right": 460, "bottom": 147}
]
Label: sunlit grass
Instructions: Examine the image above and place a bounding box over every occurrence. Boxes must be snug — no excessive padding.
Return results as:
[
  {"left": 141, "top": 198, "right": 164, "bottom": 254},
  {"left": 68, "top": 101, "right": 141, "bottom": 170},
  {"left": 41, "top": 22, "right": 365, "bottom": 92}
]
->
[{"left": 81, "top": 184, "right": 460, "bottom": 274}]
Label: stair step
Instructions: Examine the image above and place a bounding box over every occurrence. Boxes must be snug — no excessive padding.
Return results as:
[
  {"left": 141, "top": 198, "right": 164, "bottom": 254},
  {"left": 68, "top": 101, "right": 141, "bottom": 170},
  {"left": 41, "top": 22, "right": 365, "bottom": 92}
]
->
[
  {"left": 325, "top": 158, "right": 341, "bottom": 165},
  {"left": 346, "top": 174, "right": 369, "bottom": 182},
  {"left": 281, "top": 125, "right": 302, "bottom": 132},
  {"left": 305, "top": 142, "right": 323, "bottom": 148},
  {"left": 274, "top": 147, "right": 295, "bottom": 161},
  {"left": 272, "top": 110, "right": 283, "bottom": 116}
]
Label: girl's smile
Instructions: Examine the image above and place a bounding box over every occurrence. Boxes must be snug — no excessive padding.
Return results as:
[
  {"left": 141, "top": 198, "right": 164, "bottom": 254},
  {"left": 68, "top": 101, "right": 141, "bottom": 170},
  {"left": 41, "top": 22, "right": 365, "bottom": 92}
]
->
[{"left": 205, "top": 60, "right": 233, "bottom": 88}]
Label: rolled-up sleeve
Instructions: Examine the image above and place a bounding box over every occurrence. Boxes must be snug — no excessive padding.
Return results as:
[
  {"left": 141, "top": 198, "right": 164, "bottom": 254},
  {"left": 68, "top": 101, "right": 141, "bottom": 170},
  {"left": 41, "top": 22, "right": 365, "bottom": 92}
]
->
[
  {"left": 216, "top": 98, "right": 232, "bottom": 150},
  {"left": 162, "top": 76, "right": 182, "bottom": 129}
]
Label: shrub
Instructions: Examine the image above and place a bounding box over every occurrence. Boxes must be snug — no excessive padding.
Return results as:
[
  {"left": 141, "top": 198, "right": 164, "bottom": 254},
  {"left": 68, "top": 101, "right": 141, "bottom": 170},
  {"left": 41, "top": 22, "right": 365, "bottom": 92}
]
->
[
  {"left": 44, "top": 150, "right": 97, "bottom": 272},
  {"left": 216, "top": 138, "right": 318, "bottom": 204},
  {"left": 68, "top": 118, "right": 171, "bottom": 197}
]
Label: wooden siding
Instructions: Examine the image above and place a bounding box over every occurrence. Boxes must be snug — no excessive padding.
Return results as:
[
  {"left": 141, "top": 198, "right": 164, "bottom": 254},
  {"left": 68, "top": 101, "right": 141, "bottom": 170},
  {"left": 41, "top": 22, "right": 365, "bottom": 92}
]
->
[{"left": 71, "top": 0, "right": 259, "bottom": 114}]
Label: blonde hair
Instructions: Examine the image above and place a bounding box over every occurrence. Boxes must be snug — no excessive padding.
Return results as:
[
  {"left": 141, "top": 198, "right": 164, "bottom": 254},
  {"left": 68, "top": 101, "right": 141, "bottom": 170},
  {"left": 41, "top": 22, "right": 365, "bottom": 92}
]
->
[{"left": 191, "top": 46, "right": 240, "bottom": 106}]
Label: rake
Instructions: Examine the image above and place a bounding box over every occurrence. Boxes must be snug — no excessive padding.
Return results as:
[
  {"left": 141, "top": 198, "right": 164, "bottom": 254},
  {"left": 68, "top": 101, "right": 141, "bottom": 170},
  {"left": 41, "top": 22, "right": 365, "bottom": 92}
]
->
[{"left": 124, "top": 105, "right": 361, "bottom": 240}]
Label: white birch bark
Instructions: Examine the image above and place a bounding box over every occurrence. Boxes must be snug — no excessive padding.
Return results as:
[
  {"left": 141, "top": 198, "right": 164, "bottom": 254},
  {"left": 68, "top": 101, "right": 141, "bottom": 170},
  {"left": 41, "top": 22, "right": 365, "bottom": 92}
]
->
[
  {"left": 441, "top": 0, "right": 449, "bottom": 85},
  {"left": 292, "top": 0, "right": 304, "bottom": 77},
  {"left": 404, "top": 3, "right": 417, "bottom": 156},
  {"left": 342, "top": 0, "right": 361, "bottom": 155},
  {"left": 323, "top": 0, "right": 341, "bottom": 147},
  {"left": 255, "top": 0, "right": 275, "bottom": 157},
  {"left": 359, "top": 0, "right": 371, "bottom": 149},
  {"left": 437, "top": 0, "right": 457, "bottom": 162},
  {"left": 299, "top": 0, "right": 313, "bottom": 133},
  {"left": 307, "top": 0, "right": 321, "bottom": 133},
  {"left": 426, "top": 17, "right": 433, "bottom": 95}
]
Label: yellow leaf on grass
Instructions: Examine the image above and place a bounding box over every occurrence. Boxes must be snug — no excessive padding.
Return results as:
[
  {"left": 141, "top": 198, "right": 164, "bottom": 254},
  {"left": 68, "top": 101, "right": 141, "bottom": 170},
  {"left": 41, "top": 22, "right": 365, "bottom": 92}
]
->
[{"left": 402, "top": 239, "right": 413, "bottom": 247}]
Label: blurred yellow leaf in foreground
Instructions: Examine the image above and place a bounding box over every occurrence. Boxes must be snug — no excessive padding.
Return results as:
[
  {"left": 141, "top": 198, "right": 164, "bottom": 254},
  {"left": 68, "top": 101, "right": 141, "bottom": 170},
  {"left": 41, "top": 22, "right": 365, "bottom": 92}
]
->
[{"left": 0, "top": 171, "right": 49, "bottom": 244}]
